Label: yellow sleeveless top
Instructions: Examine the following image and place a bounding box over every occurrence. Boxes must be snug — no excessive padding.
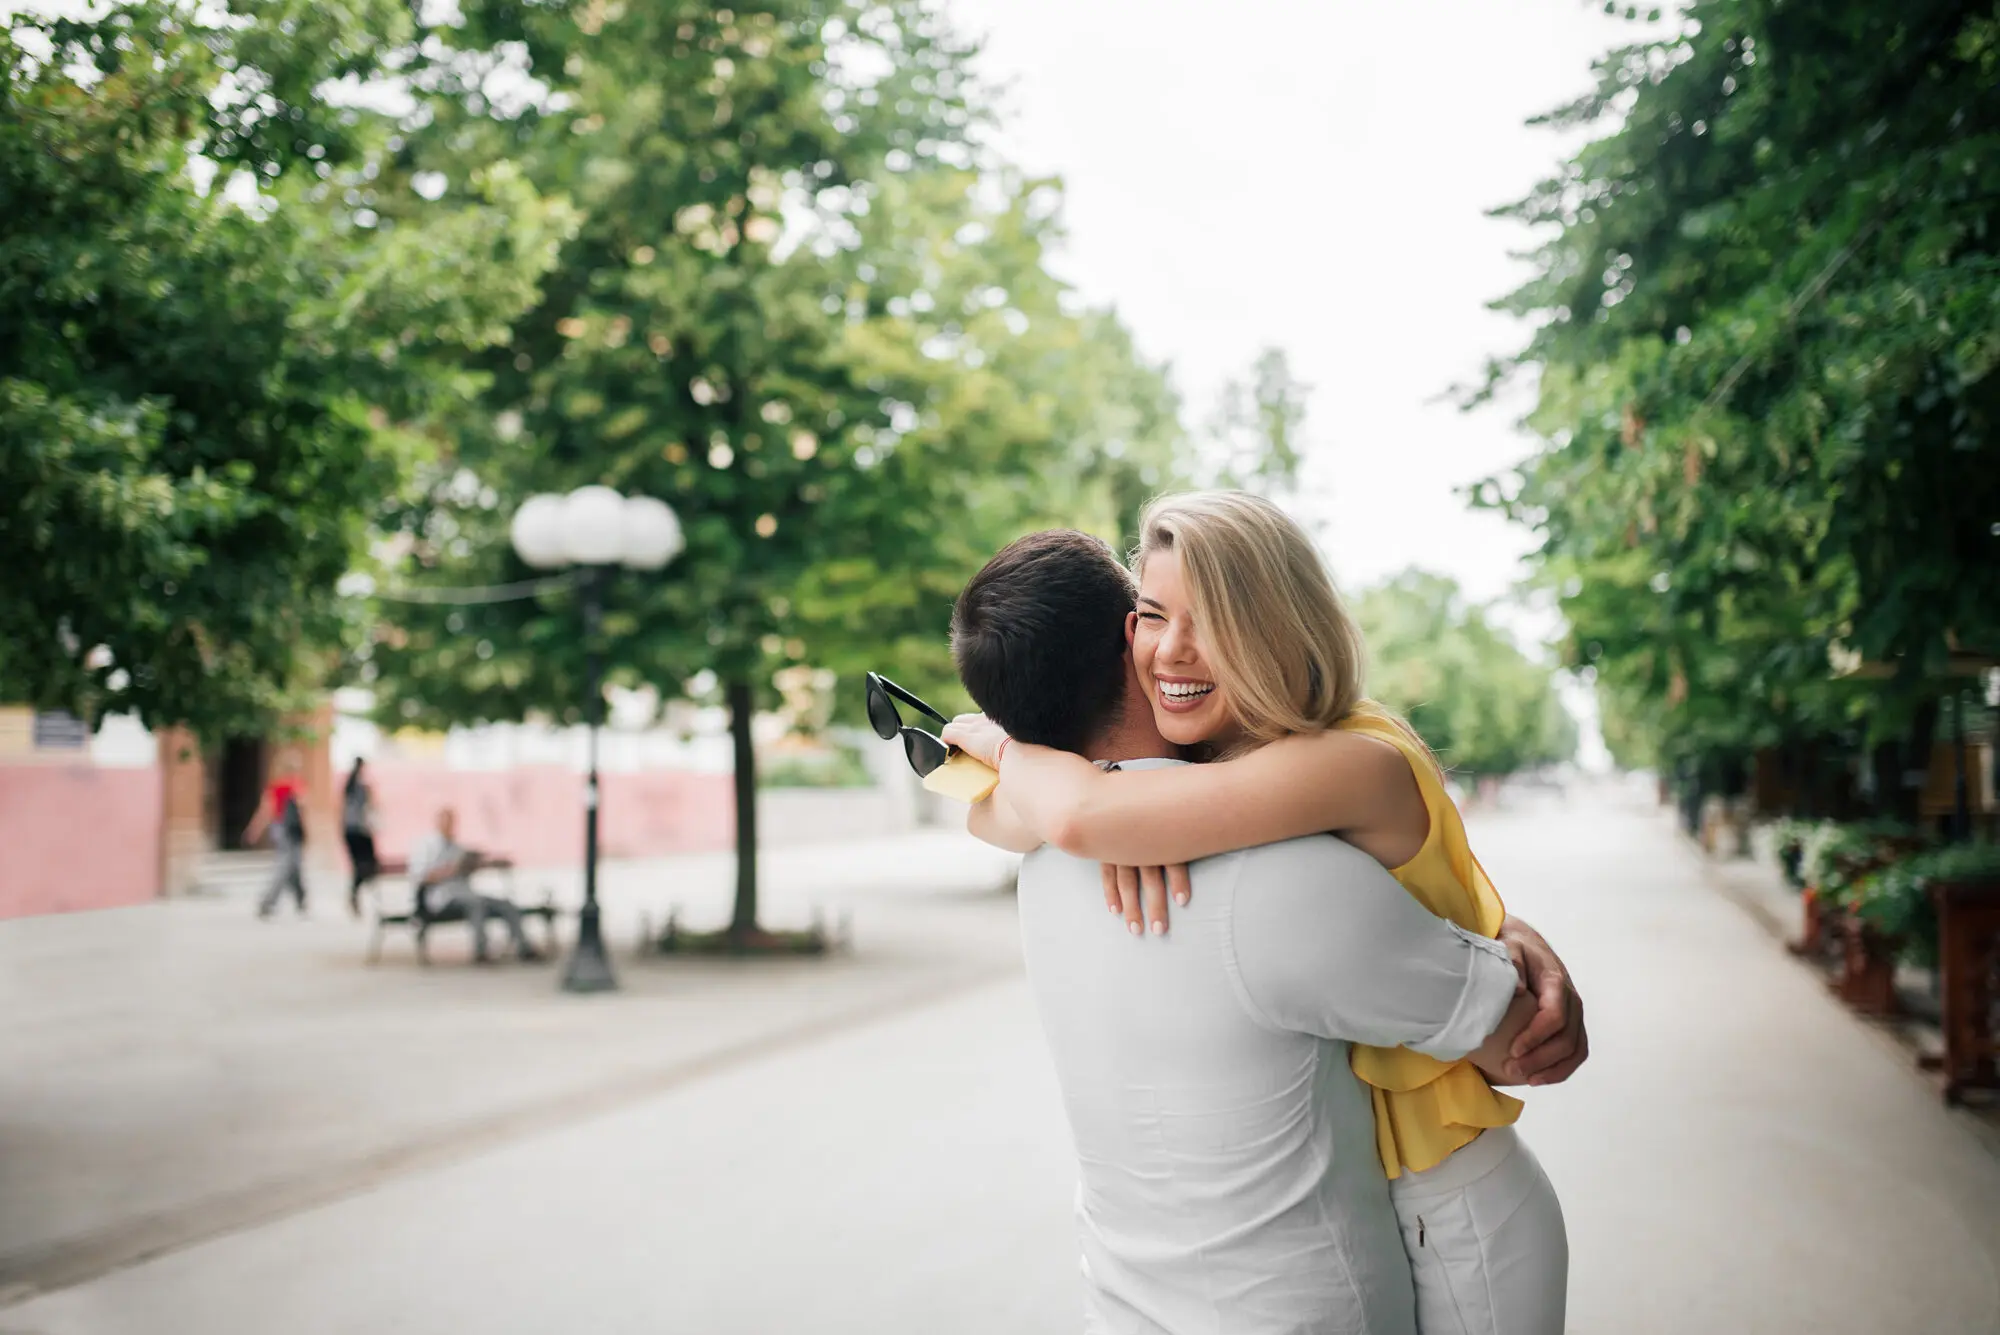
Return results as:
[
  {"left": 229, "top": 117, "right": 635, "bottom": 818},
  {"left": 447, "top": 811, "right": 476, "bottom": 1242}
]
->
[{"left": 1337, "top": 711, "right": 1522, "bottom": 1179}]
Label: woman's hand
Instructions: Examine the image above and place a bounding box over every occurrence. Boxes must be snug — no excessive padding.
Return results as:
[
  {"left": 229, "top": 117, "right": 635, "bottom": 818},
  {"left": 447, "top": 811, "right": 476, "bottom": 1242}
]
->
[
  {"left": 1101, "top": 862, "right": 1193, "bottom": 937},
  {"left": 940, "top": 716, "right": 1194, "bottom": 936},
  {"left": 941, "top": 713, "right": 1010, "bottom": 767}
]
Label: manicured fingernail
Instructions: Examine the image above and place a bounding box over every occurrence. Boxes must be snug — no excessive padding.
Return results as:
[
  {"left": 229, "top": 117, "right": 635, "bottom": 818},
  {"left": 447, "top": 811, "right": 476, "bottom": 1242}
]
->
[
  {"left": 1174, "top": 893, "right": 1188, "bottom": 906},
  {"left": 1109, "top": 901, "right": 1122, "bottom": 914},
  {"left": 1128, "top": 920, "right": 1142, "bottom": 936},
  {"left": 1150, "top": 920, "right": 1166, "bottom": 935}
]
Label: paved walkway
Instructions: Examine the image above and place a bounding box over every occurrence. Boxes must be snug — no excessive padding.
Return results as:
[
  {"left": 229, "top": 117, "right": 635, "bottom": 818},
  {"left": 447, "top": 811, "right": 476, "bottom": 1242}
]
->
[
  {"left": 6, "top": 786, "right": 2000, "bottom": 1332},
  {"left": 0, "top": 828, "right": 1021, "bottom": 1301}
]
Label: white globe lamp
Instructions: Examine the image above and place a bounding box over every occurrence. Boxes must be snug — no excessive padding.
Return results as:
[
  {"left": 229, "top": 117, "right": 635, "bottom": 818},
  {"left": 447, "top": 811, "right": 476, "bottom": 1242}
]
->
[
  {"left": 622, "top": 495, "right": 684, "bottom": 570},
  {"left": 509, "top": 493, "right": 569, "bottom": 570},
  {"left": 560, "top": 485, "right": 631, "bottom": 567}
]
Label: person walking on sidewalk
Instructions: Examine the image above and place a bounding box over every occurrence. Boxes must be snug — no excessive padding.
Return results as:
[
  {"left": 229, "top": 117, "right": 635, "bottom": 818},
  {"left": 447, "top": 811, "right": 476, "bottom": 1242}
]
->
[
  {"left": 342, "top": 758, "right": 381, "bottom": 917},
  {"left": 407, "top": 807, "right": 543, "bottom": 963},
  {"left": 245, "top": 752, "right": 308, "bottom": 918}
]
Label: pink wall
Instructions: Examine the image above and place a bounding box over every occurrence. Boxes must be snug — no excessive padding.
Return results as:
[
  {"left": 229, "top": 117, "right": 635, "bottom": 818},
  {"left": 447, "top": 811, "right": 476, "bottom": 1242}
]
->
[
  {"left": 360, "top": 764, "right": 736, "bottom": 867},
  {"left": 0, "top": 765, "right": 163, "bottom": 919}
]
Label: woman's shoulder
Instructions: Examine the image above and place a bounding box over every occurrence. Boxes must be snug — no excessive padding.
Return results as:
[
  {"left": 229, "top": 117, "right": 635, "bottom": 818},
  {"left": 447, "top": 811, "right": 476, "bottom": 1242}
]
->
[{"left": 1334, "top": 709, "right": 1443, "bottom": 775}]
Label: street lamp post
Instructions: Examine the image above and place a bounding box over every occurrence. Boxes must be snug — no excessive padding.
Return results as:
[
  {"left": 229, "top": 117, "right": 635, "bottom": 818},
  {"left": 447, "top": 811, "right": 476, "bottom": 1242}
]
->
[{"left": 511, "top": 486, "right": 683, "bottom": 993}]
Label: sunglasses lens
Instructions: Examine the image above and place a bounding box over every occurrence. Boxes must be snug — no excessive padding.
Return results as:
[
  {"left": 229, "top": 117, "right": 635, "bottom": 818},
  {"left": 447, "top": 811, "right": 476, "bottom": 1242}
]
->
[
  {"left": 903, "top": 729, "right": 948, "bottom": 778},
  {"left": 866, "top": 681, "right": 900, "bottom": 740}
]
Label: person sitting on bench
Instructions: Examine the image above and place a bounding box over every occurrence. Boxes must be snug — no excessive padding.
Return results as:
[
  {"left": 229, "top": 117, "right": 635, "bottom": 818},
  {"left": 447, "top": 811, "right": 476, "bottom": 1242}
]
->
[{"left": 406, "top": 807, "right": 543, "bottom": 963}]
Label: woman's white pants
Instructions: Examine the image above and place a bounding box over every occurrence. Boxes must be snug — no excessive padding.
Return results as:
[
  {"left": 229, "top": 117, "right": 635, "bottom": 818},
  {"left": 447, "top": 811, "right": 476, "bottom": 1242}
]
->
[{"left": 1388, "top": 1125, "right": 1568, "bottom": 1335}]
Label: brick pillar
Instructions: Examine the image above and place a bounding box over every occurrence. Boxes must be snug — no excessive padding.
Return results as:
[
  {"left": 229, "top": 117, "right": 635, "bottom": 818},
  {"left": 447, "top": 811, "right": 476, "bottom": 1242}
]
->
[
  {"left": 282, "top": 700, "right": 340, "bottom": 873},
  {"left": 158, "top": 727, "right": 211, "bottom": 897}
]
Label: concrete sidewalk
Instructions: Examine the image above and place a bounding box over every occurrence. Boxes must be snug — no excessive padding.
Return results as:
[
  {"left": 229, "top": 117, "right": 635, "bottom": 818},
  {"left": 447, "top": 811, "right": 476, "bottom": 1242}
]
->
[
  {"left": 0, "top": 829, "right": 1022, "bottom": 1304},
  {"left": 11, "top": 788, "right": 2000, "bottom": 1332}
]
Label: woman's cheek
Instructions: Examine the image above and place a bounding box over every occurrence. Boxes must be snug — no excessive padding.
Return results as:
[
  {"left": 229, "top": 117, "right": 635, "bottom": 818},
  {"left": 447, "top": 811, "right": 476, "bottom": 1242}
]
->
[{"left": 1130, "top": 629, "right": 1156, "bottom": 675}]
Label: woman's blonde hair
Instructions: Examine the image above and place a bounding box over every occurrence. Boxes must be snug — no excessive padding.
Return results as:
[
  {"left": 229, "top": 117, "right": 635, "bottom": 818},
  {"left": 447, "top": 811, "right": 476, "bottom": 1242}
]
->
[{"left": 1136, "top": 490, "right": 1384, "bottom": 746}]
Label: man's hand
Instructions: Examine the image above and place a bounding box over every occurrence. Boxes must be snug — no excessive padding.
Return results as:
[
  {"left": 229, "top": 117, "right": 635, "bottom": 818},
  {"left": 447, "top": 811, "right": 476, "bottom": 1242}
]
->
[
  {"left": 941, "top": 713, "right": 1009, "bottom": 767},
  {"left": 1494, "top": 915, "right": 1588, "bottom": 1087}
]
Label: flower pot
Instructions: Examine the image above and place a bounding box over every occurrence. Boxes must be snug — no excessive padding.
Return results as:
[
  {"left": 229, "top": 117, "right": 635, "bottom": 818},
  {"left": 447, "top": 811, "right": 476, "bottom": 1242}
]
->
[
  {"left": 1834, "top": 914, "right": 1901, "bottom": 1017},
  {"left": 1928, "top": 877, "right": 2000, "bottom": 1105},
  {"left": 1789, "top": 887, "right": 1831, "bottom": 957}
]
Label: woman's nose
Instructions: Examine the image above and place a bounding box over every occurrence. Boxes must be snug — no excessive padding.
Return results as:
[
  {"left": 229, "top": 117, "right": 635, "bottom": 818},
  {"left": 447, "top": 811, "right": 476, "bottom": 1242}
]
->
[{"left": 1158, "top": 618, "right": 1196, "bottom": 665}]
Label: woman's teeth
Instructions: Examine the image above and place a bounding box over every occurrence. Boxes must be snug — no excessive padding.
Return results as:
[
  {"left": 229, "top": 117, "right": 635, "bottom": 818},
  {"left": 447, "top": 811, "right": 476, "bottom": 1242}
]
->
[{"left": 1160, "top": 681, "right": 1214, "bottom": 702}]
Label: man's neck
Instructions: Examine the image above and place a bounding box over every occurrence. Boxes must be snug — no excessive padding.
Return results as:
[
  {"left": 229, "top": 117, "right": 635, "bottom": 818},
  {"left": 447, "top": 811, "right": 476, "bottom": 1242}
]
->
[{"left": 1081, "top": 716, "right": 1178, "bottom": 767}]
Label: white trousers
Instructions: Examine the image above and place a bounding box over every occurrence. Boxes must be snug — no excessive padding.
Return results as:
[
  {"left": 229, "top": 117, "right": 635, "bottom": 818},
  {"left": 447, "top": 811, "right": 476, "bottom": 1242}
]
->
[{"left": 1388, "top": 1126, "right": 1568, "bottom": 1335}]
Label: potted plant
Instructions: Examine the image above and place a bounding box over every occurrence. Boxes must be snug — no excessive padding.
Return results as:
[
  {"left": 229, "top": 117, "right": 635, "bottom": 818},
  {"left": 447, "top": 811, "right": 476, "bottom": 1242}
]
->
[
  {"left": 1771, "top": 818, "right": 1820, "bottom": 890},
  {"left": 1885, "top": 842, "right": 2000, "bottom": 1103},
  {"left": 1796, "top": 821, "right": 1925, "bottom": 970},
  {"left": 1790, "top": 822, "right": 1843, "bottom": 955},
  {"left": 1853, "top": 852, "right": 1949, "bottom": 969},
  {"left": 1837, "top": 864, "right": 1915, "bottom": 1016}
]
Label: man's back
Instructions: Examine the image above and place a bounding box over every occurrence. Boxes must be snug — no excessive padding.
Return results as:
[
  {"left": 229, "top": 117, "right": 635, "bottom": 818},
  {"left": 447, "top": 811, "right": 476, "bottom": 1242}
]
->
[
  {"left": 1017, "top": 838, "right": 1412, "bottom": 1335},
  {"left": 1017, "top": 774, "right": 1518, "bottom": 1335}
]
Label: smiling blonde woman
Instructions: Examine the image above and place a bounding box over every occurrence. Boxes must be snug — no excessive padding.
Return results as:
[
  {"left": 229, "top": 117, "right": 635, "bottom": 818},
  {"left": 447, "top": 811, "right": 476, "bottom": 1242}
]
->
[{"left": 945, "top": 490, "right": 1570, "bottom": 1335}]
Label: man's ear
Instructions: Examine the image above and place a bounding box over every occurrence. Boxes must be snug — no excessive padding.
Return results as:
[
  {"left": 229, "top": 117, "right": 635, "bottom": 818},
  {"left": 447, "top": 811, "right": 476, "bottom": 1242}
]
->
[{"left": 1125, "top": 610, "right": 1138, "bottom": 646}]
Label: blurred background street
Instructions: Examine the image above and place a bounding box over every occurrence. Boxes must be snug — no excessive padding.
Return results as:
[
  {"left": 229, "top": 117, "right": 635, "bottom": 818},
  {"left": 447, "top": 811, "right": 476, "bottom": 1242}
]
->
[
  {"left": 7, "top": 0, "right": 2000, "bottom": 1328},
  {"left": 5, "top": 782, "right": 1998, "bottom": 1333}
]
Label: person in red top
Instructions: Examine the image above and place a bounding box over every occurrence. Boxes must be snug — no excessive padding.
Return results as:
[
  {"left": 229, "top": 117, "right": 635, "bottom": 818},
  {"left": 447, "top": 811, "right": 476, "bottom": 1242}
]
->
[{"left": 244, "top": 750, "right": 308, "bottom": 918}]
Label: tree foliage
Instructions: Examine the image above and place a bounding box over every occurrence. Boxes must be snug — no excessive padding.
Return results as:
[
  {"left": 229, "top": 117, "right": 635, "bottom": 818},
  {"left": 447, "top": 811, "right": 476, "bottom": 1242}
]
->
[
  {"left": 0, "top": 2, "right": 570, "bottom": 738},
  {"left": 358, "top": 1, "right": 1188, "bottom": 931},
  {"left": 1206, "top": 347, "right": 1310, "bottom": 497},
  {"left": 1355, "top": 571, "right": 1577, "bottom": 778},
  {"left": 1471, "top": 0, "right": 2000, "bottom": 775},
  {"left": 365, "top": 3, "right": 1187, "bottom": 726}
]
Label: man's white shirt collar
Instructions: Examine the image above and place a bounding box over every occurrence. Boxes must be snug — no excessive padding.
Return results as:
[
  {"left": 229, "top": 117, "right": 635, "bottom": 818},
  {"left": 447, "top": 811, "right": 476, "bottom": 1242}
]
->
[{"left": 1103, "top": 756, "right": 1187, "bottom": 773}]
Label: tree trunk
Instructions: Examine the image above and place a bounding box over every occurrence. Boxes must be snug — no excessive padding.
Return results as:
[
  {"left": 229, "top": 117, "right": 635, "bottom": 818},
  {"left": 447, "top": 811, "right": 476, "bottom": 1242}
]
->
[
  {"left": 727, "top": 675, "right": 759, "bottom": 938},
  {"left": 1878, "top": 699, "right": 1940, "bottom": 825}
]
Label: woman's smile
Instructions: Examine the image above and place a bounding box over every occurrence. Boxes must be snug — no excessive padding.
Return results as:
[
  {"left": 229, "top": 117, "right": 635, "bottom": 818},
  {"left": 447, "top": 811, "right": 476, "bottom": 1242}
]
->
[{"left": 1154, "top": 674, "right": 1217, "bottom": 713}]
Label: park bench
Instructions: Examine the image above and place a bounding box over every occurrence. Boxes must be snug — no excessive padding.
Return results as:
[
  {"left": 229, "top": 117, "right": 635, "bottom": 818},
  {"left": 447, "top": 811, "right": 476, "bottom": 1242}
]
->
[{"left": 364, "top": 855, "right": 561, "bottom": 965}]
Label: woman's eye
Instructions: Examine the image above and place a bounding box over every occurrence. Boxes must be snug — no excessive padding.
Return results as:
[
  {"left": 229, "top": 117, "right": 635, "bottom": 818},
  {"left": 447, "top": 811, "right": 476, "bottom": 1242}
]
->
[{"left": 1137, "top": 612, "right": 1165, "bottom": 623}]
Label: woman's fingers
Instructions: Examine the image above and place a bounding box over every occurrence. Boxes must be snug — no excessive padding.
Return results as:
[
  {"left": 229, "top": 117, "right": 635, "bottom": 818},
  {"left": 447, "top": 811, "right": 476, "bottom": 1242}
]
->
[
  {"left": 1139, "top": 864, "right": 1170, "bottom": 935},
  {"left": 1103, "top": 865, "right": 1186, "bottom": 938},
  {"left": 1116, "top": 863, "right": 1144, "bottom": 935},
  {"left": 940, "top": 713, "right": 1006, "bottom": 765}
]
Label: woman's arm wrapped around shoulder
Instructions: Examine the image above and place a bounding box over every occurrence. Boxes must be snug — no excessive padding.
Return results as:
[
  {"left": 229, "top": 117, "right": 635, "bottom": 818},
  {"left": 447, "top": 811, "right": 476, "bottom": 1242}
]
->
[{"left": 943, "top": 715, "right": 1426, "bottom": 869}]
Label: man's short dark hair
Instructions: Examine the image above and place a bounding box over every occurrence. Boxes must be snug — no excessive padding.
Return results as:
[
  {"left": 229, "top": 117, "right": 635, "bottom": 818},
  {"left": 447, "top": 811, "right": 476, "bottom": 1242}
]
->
[{"left": 951, "top": 529, "right": 1135, "bottom": 754}]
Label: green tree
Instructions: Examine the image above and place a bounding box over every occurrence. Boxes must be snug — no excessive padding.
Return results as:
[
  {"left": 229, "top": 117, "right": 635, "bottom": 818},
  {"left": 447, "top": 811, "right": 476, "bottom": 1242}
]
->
[
  {"left": 1355, "top": 571, "right": 1578, "bottom": 778},
  {"left": 1207, "top": 346, "right": 1310, "bottom": 496},
  {"left": 366, "top": 4, "right": 1186, "bottom": 941},
  {"left": 1468, "top": 0, "right": 2000, "bottom": 787},
  {"left": 0, "top": 3, "right": 569, "bottom": 739}
]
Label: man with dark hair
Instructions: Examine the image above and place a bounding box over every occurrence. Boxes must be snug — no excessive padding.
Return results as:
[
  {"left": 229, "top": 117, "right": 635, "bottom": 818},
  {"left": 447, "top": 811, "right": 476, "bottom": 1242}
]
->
[
  {"left": 948, "top": 531, "right": 1587, "bottom": 1335},
  {"left": 950, "top": 529, "right": 1136, "bottom": 755}
]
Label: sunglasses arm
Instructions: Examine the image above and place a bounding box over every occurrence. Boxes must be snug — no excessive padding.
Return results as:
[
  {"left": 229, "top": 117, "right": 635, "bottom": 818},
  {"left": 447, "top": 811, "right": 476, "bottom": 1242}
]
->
[{"left": 877, "top": 675, "right": 951, "bottom": 728}]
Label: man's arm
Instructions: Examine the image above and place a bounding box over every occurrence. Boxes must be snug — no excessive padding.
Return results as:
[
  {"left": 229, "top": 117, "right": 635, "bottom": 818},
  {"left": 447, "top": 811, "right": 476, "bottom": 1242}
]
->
[
  {"left": 425, "top": 851, "right": 472, "bottom": 885},
  {"left": 1225, "top": 837, "right": 1524, "bottom": 1064},
  {"left": 407, "top": 839, "right": 464, "bottom": 888},
  {"left": 242, "top": 800, "right": 270, "bottom": 847}
]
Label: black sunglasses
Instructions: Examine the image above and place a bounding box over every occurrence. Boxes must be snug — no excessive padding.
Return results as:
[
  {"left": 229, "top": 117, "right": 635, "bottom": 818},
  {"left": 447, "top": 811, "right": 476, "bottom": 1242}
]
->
[{"left": 865, "top": 672, "right": 954, "bottom": 778}]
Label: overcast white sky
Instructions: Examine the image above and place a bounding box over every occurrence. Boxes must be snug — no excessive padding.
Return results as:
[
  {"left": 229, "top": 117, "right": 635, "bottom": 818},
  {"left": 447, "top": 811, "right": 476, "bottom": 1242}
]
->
[{"left": 942, "top": 0, "right": 1644, "bottom": 612}]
